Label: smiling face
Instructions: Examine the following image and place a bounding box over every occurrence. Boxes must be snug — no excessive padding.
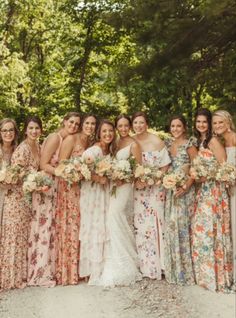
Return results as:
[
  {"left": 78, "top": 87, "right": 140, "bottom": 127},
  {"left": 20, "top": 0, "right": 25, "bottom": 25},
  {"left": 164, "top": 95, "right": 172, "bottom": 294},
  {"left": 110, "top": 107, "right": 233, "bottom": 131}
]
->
[
  {"left": 195, "top": 115, "right": 209, "bottom": 136},
  {"left": 25, "top": 121, "right": 42, "bottom": 141},
  {"left": 132, "top": 115, "right": 148, "bottom": 135},
  {"left": 212, "top": 115, "right": 229, "bottom": 136},
  {"left": 116, "top": 117, "right": 130, "bottom": 138},
  {"left": 0, "top": 121, "right": 16, "bottom": 145},
  {"left": 99, "top": 123, "right": 115, "bottom": 145},
  {"left": 170, "top": 119, "right": 186, "bottom": 139},
  {"left": 82, "top": 116, "right": 96, "bottom": 137},
  {"left": 64, "top": 116, "right": 80, "bottom": 135}
]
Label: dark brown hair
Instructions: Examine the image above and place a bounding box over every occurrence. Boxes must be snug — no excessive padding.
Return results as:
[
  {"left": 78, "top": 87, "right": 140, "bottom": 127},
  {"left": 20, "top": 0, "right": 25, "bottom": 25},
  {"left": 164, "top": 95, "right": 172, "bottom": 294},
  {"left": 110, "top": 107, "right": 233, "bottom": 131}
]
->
[
  {"left": 169, "top": 115, "right": 187, "bottom": 133},
  {"left": 23, "top": 116, "right": 43, "bottom": 138},
  {"left": 131, "top": 111, "right": 149, "bottom": 125},
  {"left": 194, "top": 108, "right": 212, "bottom": 149},
  {"left": 96, "top": 119, "right": 116, "bottom": 155},
  {"left": 115, "top": 114, "right": 131, "bottom": 128}
]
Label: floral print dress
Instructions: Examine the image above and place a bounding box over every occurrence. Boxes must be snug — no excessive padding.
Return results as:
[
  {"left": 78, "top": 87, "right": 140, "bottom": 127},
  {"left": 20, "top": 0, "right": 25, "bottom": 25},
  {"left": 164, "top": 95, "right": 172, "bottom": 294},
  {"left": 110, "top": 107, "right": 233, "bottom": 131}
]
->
[
  {"left": 134, "top": 147, "right": 171, "bottom": 279},
  {"left": 0, "top": 141, "right": 40, "bottom": 290},
  {"left": 55, "top": 144, "right": 84, "bottom": 285},
  {"left": 191, "top": 145, "right": 233, "bottom": 291},
  {"left": 164, "top": 138, "right": 195, "bottom": 285},
  {"left": 27, "top": 133, "right": 63, "bottom": 287}
]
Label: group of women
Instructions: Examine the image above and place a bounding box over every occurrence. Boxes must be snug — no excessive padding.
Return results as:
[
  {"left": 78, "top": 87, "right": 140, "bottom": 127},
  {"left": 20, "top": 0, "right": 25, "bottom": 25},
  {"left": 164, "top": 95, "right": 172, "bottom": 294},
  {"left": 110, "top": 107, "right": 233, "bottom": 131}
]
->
[{"left": 0, "top": 108, "right": 235, "bottom": 293}]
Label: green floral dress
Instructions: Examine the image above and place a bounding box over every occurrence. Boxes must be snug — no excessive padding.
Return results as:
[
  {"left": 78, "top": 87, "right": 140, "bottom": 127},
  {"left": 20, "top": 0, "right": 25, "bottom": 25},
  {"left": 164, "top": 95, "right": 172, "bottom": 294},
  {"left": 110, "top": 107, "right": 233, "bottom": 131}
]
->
[
  {"left": 191, "top": 145, "right": 233, "bottom": 292},
  {"left": 164, "top": 138, "right": 195, "bottom": 285}
]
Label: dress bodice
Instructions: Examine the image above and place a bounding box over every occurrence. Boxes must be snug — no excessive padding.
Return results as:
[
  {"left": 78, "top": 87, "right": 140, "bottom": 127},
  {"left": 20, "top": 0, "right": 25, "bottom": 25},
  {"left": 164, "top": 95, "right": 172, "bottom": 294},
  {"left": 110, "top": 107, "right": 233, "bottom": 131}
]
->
[
  {"left": 142, "top": 147, "right": 171, "bottom": 168},
  {"left": 0, "top": 146, "right": 12, "bottom": 168},
  {"left": 11, "top": 140, "right": 40, "bottom": 171},
  {"left": 198, "top": 144, "right": 218, "bottom": 168},
  {"left": 71, "top": 144, "right": 85, "bottom": 158},
  {"left": 82, "top": 145, "right": 103, "bottom": 160},
  {"left": 226, "top": 147, "right": 236, "bottom": 166},
  {"left": 116, "top": 144, "right": 131, "bottom": 161},
  {"left": 167, "top": 138, "right": 195, "bottom": 171}
]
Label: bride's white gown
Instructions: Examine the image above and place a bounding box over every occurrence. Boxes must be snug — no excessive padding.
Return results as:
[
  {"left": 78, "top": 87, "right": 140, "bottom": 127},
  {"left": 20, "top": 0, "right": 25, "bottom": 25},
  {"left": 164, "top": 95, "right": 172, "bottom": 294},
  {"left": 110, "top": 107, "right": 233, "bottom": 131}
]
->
[{"left": 96, "top": 145, "right": 142, "bottom": 287}]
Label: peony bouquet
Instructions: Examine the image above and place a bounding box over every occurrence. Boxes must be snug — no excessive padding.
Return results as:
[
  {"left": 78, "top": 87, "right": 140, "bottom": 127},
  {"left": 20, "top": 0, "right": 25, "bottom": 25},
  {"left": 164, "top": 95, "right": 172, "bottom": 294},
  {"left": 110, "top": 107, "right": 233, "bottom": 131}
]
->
[
  {"left": 189, "top": 156, "right": 218, "bottom": 180},
  {"left": 215, "top": 161, "right": 236, "bottom": 186},
  {"left": 23, "top": 171, "right": 53, "bottom": 202},
  {"left": 134, "top": 163, "right": 163, "bottom": 186},
  {"left": 55, "top": 158, "right": 91, "bottom": 186},
  {"left": 93, "top": 155, "right": 113, "bottom": 178},
  {"left": 0, "top": 164, "right": 25, "bottom": 184},
  {"left": 162, "top": 169, "right": 187, "bottom": 192}
]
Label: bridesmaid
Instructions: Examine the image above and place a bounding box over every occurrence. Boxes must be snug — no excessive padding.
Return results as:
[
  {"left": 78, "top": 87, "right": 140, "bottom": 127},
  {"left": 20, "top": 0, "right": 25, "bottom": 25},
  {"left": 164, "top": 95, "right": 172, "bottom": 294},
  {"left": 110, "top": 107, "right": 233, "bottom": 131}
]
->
[
  {"left": 55, "top": 114, "right": 97, "bottom": 285},
  {"left": 191, "top": 108, "right": 233, "bottom": 292},
  {"left": 212, "top": 110, "right": 236, "bottom": 290},
  {"left": 0, "top": 116, "right": 42, "bottom": 290},
  {"left": 164, "top": 115, "right": 197, "bottom": 285},
  {"left": 27, "top": 112, "right": 81, "bottom": 287},
  {"left": 79, "top": 119, "right": 116, "bottom": 285},
  {"left": 132, "top": 111, "right": 171, "bottom": 280},
  {"left": 0, "top": 119, "right": 19, "bottom": 241},
  {"left": 97, "top": 114, "right": 142, "bottom": 287}
]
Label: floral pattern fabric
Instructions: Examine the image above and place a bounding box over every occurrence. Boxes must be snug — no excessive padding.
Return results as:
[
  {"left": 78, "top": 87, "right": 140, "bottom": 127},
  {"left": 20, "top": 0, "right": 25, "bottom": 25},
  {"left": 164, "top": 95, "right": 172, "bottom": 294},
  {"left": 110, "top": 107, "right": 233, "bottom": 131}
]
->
[
  {"left": 27, "top": 134, "right": 62, "bottom": 287},
  {"left": 55, "top": 145, "right": 84, "bottom": 285},
  {"left": 134, "top": 147, "right": 171, "bottom": 279},
  {"left": 191, "top": 146, "right": 233, "bottom": 291},
  {"left": 0, "top": 141, "right": 40, "bottom": 290},
  {"left": 164, "top": 138, "right": 195, "bottom": 285}
]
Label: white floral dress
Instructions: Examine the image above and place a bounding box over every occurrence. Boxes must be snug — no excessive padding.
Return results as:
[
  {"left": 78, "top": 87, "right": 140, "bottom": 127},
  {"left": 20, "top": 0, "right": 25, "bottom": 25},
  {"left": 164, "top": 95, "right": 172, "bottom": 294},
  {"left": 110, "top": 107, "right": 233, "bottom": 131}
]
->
[{"left": 134, "top": 147, "right": 171, "bottom": 279}]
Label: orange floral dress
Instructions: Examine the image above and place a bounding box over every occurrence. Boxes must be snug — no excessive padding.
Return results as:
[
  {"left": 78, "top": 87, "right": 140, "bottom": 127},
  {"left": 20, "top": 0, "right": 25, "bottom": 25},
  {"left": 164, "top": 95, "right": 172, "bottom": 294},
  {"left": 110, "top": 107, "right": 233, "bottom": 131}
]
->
[
  {"left": 191, "top": 146, "right": 233, "bottom": 291},
  {"left": 55, "top": 145, "right": 84, "bottom": 285},
  {"left": 0, "top": 141, "right": 40, "bottom": 291}
]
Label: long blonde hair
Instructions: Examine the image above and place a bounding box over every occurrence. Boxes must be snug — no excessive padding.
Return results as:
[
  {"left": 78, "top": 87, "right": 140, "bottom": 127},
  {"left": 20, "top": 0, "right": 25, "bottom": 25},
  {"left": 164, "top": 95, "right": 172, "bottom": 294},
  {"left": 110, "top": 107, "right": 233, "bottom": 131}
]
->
[{"left": 213, "top": 110, "right": 235, "bottom": 131}]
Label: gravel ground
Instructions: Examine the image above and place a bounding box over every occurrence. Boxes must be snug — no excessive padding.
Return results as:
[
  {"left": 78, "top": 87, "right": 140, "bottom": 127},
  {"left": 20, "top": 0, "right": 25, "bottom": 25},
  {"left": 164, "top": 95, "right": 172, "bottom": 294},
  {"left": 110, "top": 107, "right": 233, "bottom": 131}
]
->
[{"left": 0, "top": 279, "right": 235, "bottom": 318}]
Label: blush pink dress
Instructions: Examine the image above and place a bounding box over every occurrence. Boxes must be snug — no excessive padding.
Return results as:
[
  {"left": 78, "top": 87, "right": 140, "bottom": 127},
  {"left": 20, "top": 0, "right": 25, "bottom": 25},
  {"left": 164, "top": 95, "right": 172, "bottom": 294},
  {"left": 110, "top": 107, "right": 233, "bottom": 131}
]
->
[{"left": 27, "top": 133, "right": 63, "bottom": 287}]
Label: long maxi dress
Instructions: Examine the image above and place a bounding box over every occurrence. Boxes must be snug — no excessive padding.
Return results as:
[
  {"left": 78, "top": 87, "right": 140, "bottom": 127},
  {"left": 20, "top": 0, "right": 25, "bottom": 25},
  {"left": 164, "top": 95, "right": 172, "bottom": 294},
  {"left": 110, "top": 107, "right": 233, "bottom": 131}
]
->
[
  {"left": 164, "top": 138, "right": 195, "bottom": 285},
  {"left": 226, "top": 146, "right": 236, "bottom": 288},
  {"left": 134, "top": 147, "right": 171, "bottom": 280},
  {"left": 191, "top": 145, "right": 233, "bottom": 291},
  {"left": 0, "top": 146, "right": 12, "bottom": 241},
  {"left": 79, "top": 145, "right": 110, "bottom": 285},
  {"left": 55, "top": 144, "right": 84, "bottom": 285},
  {"left": 0, "top": 140, "right": 40, "bottom": 290},
  {"left": 96, "top": 145, "right": 142, "bottom": 287},
  {"left": 27, "top": 133, "right": 63, "bottom": 287}
]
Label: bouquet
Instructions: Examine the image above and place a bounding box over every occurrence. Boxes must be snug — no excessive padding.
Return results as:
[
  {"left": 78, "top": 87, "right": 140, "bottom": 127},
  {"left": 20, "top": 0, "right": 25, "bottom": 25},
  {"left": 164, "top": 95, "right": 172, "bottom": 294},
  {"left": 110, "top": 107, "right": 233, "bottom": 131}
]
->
[
  {"left": 110, "top": 157, "right": 135, "bottom": 196},
  {"left": 215, "top": 161, "right": 236, "bottom": 186},
  {"left": 162, "top": 169, "right": 187, "bottom": 192},
  {"left": 55, "top": 158, "right": 91, "bottom": 186},
  {"left": 23, "top": 171, "right": 53, "bottom": 203},
  {"left": 93, "top": 156, "right": 113, "bottom": 177},
  {"left": 0, "top": 164, "right": 25, "bottom": 184},
  {"left": 189, "top": 156, "right": 218, "bottom": 180},
  {"left": 134, "top": 163, "right": 163, "bottom": 186}
]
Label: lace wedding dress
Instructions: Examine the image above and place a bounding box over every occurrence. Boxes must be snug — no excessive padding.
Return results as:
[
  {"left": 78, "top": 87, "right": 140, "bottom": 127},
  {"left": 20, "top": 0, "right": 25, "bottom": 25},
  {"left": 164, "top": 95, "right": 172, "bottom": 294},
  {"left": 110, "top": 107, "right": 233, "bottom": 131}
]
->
[{"left": 96, "top": 145, "right": 142, "bottom": 287}]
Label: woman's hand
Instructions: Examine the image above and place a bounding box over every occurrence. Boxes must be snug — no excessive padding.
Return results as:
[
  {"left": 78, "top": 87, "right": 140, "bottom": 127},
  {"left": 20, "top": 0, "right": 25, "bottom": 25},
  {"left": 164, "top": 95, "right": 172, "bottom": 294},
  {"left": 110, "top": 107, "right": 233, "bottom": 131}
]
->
[{"left": 135, "top": 179, "right": 147, "bottom": 190}]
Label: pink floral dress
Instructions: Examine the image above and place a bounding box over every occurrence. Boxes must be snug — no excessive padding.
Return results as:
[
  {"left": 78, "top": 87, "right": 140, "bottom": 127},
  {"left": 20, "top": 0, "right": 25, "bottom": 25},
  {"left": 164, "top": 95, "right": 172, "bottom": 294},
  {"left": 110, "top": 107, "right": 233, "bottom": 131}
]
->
[
  {"left": 27, "top": 133, "right": 63, "bottom": 287},
  {"left": 0, "top": 141, "right": 40, "bottom": 290},
  {"left": 55, "top": 144, "right": 84, "bottom": 285},
  {"left": 191, "top": 146, "right": 233, "bottom": 291},
  {"left": 134, "top": 147, "right": 171, "bottom": 279}
]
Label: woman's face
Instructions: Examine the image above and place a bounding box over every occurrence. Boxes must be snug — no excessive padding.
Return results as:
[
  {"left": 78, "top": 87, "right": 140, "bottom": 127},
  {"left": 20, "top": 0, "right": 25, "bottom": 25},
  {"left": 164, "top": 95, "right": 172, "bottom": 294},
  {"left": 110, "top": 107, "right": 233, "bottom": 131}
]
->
[
  {"left": 170, "top": 119, "right": 185, "bottom": 139},
  {"left": 132, "top": 116, "right": 148, "bottom": 134},
  {"left": 195, "top": 115, "right": 209, "bottom": 135},
  {"left": 212, "top": 115, "right": 229, "bottom": 135},
  {"left": 82, "top": 116, "right": 96, "bottom": 136},
  {"left": 116, "top": 118, "right": 130, "bottom": 138},
  {"left": 25, "top": 121, "right": 42, "bottom": 141},
  {"left": 99, "top": 123, "right": 115, "bottom": 144},
  {"left": 64, "top": 116, "right": 80, "bottom": 134},
  {"left": 0, "top": 122, "right": 16, "bottom": 144}
]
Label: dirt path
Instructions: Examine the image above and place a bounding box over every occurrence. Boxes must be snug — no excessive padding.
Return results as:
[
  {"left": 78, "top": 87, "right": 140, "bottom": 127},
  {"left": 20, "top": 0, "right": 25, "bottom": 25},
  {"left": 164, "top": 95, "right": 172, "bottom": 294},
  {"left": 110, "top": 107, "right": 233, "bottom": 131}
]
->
[{"left": 0, "top": 280, "right": 235, "bottom": 318}]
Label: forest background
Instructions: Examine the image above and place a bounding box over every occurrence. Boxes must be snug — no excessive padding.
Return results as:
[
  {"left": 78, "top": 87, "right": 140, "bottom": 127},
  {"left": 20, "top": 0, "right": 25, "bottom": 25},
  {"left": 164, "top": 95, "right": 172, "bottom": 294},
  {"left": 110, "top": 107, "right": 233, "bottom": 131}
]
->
[{"left": 0, "top": 0, "right": 236, "bottom": 135}]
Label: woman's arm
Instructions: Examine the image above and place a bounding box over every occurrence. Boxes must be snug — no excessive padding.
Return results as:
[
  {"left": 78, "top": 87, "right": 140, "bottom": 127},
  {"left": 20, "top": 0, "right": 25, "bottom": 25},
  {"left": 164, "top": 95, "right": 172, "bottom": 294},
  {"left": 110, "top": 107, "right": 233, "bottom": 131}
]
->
[
  {"left": 209, "top": 137, "right": 226, "bottom": 164},
  {"left": 40, "top": 133, "right": 60, "bottom": 175},
  {"left": 59, "top": 135, "right": 76, "bottom": 161}
]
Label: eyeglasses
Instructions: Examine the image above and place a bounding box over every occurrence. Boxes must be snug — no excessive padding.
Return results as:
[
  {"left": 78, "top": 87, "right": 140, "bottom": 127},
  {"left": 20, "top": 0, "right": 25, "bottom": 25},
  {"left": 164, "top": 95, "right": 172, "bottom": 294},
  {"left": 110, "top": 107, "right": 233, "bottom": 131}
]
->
[{"left": 1, "top": 128, "right": 15, "bottom": 134}]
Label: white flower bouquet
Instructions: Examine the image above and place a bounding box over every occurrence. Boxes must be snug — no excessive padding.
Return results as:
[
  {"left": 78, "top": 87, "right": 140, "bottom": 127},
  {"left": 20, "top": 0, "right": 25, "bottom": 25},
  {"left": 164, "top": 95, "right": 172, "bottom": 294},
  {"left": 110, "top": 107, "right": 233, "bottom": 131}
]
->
[
  {"left": 23, "top": 171, "right": 53, "bottom": 202},
  {"left": 0, "top": 164, "right": 25, "bottom": 184},
  {"left": 163, "top": 169, "right": 187, "bottom": 191},
  {"left": 189, "top": 156, "right": 218, "bottom": 180},
  {"left": 215, "top": 161, "right": 236, "bottom": 186}
]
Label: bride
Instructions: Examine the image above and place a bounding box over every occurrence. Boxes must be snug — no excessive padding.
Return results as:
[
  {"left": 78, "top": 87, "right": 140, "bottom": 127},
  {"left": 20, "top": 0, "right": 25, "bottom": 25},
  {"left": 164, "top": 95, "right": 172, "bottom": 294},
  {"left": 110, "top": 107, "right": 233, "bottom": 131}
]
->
[{"left": 96, "top": 114, "right": 142, "bottom": 287}]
